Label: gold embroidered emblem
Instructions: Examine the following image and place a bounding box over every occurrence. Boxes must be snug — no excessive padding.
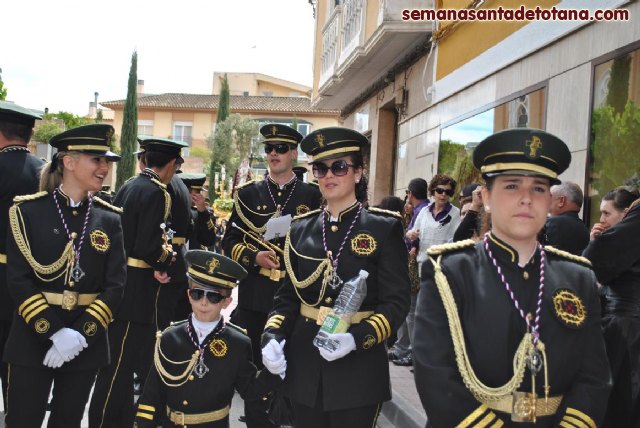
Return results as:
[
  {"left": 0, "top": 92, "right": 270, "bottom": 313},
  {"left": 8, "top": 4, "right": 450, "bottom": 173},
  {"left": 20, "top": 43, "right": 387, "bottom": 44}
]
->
[
  {"left": 35, "top": 318, "right": 50, "bottom": 334},
  {"left": 90, "top": 229, "right": 110, "bottom": 253},
  {"left": 271, "top": 125, "right": 278, "bottom": 136},
  {"left": 296, "top": 205, "right": 310, "bottom": 216},
  {"left": 553, "top": 289, "right": 587, "bottom": 328},
  {"left": 84, "top": 321, "right": 98, "bottom": 336},
  {"left": 525, "top": 136, "right": 542, "bottom": 158},
  {"left": 350, "top": 233, "right": 377, "bottom": 256},
  {"left": 512, "top": 391, "right": 536, "bottom": 422},
  {"left": 242, "top": 256, "right": 250, "bottom": 266},
  {"left": 206, "top": 258, "right": 220, "bottom": 274},
  {"left": 210, "top": 339, "right": 228, "bottom": 357},
  {"left": 363, "top": 335, "right": 376, "bottom": 349},
  {"left": 315, "top": 133, "right": 325, "bottom": 148}
]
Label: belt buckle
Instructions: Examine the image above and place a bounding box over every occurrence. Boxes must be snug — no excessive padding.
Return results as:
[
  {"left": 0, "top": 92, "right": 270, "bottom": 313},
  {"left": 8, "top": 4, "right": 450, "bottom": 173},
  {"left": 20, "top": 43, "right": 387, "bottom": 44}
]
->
[
  {"left": 172, "top": 410, "right": 185, "bottom": 426},
  {"left": 512, "top": 391, "right": 536, "bottom": 422},
  {"left": 61, "top": 290, "right": 79, "bottom": 310},
  {"left": 269, "top": 269, "right": 281, "bottom": 282}
]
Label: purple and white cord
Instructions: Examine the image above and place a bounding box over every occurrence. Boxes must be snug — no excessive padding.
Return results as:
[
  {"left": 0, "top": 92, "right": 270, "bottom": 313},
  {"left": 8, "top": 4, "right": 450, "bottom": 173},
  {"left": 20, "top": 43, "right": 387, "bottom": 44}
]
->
[
  {"left": 53, "top": 188, "right": 93, "bottom": 281},
  {"left": 483, "top": 234, "right": 545, "bottom": 346},
  {"left": 265, "top": 175, "right": 297, "bottom": 214},
  {"left": 321, "top": 203, "right": 363, "bottom": 286}
]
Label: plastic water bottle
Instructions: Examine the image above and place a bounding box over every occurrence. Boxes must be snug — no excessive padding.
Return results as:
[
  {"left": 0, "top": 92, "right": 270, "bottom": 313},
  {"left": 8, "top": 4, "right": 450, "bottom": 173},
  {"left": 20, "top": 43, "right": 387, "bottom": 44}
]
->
[{"left": 313, "top": 270, "right": 369, "bottom": 351}]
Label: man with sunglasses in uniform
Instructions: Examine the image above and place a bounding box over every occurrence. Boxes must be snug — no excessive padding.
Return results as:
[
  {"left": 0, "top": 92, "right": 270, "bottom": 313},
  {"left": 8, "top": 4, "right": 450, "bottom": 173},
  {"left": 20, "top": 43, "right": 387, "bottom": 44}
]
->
[{"left": 222, "top": 124, "right": 321, "bottom": 428}]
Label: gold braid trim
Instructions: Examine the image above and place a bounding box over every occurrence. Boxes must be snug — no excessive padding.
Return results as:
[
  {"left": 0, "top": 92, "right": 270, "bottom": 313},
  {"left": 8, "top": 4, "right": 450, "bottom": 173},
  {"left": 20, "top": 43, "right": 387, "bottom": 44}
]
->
[
  {"left": 93, "top": 196, "right": 123, "bottom": 213},
  {"left": 368, "top": 207, "right": 402, "bottom": 219},
  {"left": 292, "top": 208, "right": 322, "bottom": 221},
  {"left": 544, "top": 246, "right": 592, "bottom": 267},
  {"left": 13, "top": 191, "right": 48, "bottom": 203},
  {"left": 427, "top": 239, "right": 476, "bottom": 256},
  {"left": 429, "top": 254, "right": 539, "bottom": 402},
  {"left": 284, "top": 232, "right": 333, "bottom": 307},
  {"left": 233, "top": 191, "right": 270, "bottom": 234},
  {"left": 9, "top": 204, "right": 74, "bottom": 283},
  {"left": 153, "top": 330, "right": 200, "bottom": 387},
  {"left": 150, "top": 179, "right": 171, "bottom": 221}
]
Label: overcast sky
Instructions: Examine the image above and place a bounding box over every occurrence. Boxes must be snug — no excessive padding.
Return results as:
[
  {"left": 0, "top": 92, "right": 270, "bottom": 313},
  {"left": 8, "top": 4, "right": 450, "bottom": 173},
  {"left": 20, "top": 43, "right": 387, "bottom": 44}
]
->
[{"left": 1, "top": 0, "right": 316, "bottom": 116}]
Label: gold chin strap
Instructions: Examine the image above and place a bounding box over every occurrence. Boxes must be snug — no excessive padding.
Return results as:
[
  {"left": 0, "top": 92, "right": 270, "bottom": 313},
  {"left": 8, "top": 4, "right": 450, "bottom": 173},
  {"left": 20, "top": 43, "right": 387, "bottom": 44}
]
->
[
  {"left": 9, "top": 204, "right": 75, "bottom": 283},
  {"left": 429, "top": 254, "right": 537, "bottom": 403}
]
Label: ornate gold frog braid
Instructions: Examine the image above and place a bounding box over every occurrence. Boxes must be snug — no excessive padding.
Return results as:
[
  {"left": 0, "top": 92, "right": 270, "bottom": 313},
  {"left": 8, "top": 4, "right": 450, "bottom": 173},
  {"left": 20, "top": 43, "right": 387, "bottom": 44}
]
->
[
  {"left": 284, "top": 232, "right": 333, "bottom": 306},
  {"left": 153, "top": 333, "right": 199, "bottom": 387},
  {"left": 9, "top": 204, "right": 75, "bottom": 282},
  {"left": 430, "top": 254, "right": 533, "bottom": 402},
  {"left": 234, "top": 192, "right": 269, "bottom": 234}
]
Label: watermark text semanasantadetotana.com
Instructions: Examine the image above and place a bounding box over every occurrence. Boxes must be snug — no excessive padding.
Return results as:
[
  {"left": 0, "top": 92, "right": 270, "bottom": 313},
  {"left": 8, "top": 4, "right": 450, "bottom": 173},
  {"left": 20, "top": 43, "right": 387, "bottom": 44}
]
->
[{"left": 402, "top": 6, "right": 629, "bottom": 22}]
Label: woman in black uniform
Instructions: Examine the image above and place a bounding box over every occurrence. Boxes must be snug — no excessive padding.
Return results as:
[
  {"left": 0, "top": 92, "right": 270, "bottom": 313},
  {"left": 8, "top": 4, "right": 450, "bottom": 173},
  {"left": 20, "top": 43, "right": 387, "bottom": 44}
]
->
[
  {"left": 261, "top": 127, "right": 410, "bottom": 428},
  {"left": 4, "top": 124, "right": 125, "bottom": 428}
]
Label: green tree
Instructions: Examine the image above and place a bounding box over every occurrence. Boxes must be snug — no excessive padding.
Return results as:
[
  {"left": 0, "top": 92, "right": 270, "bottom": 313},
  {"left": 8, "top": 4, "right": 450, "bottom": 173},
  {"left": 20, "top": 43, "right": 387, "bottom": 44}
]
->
[
  {"left": 0, "top": 68, "right": 7, "bottom": 100},
  {"left": 606, "top": 54, "right": 631, "bottom": 115},
  {"left": 96, "top": 109, "right": 104, "bottom": 123},
  {"left": 115, "top": 51, "right": 138, "bottom": 190},
  {"left": 33, "top": 121, "right": 64, "bottom": 144},
  {"left": 216, "top": 73, "right": 230, "bottom": 124},
  {"left": 291, "top": 116, "right": 298, "bottom": 133},
  {"left": 437, "top": 139, "right": 465, "bottom": 176},
  {"left": 46, "top": 111, "right": 91, "bottom": 129},
  {"left": 207, "top": 114, "right": 260, "bottom": 200}
]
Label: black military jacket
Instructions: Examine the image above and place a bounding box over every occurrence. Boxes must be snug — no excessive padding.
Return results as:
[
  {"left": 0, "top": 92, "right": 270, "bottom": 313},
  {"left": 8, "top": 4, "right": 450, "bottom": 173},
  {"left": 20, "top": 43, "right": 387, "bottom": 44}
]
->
[
  {"left": 166, "top": 175, "right": 191, "bottom": 285},
  {"left": 414, "top": 234, "right": 611, "bottom": 427},
  {"left": 4, "top": 191, "right": 125, "bottom": 370},
  {"left": 262, "top": 204, "right": 410, "bottom": 410},
  {"left": 540, "top": 211, "right": 590, "bottom": 256},
  {"left": 188, "top": 207, "right": 216, "bottom": 251},
  {"left": 0, "top": 146, "right": 44, "bottom": 320},
  {"left": 222, "top": 177, "right": 321, "bottom": 313},
  {"left": 134, "top": 318, "right": 280, "bottom": 427},
  {"left": 114, "top": 169, "right": 173, "bottom": 323}
]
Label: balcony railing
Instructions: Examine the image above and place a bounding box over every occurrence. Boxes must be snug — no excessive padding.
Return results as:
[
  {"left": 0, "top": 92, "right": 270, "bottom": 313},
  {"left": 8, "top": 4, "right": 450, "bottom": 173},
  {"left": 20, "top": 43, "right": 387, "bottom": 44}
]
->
[{"left": 320, "top": 6, "right": 341, "bottom": 87}]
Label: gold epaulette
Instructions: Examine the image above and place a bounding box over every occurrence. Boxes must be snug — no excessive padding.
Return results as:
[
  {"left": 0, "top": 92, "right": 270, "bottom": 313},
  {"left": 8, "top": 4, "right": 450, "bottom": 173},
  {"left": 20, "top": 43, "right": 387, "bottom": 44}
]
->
[
  {"left": 368, "top": 207, "right": 402, "bottom": 219},
  {"left": 237, "top": 179, "right": 258, "bottom": 191},
  {"left": 93, "top": 196, "right": 123, "bottom": 214},
  {"left": 13, "top": 191, "right": 48, "bottom": 204},
  {"left": 226, "top": 322, "right": 248, "bottom": 335},
  {"left": 427, "top": 239, "right": 476, "bottom": 256},
  {"left": 292, "top": 208, "right": 321, "bottom": 221},
  {"left": 150, "top": 178, "right": 167, "bottom": 190},
  {"left": 544, "top": 246, "right": 592, "bottom": 267},
  {"left": 123, "top": 175, "right": 136, "bottom": 185}
]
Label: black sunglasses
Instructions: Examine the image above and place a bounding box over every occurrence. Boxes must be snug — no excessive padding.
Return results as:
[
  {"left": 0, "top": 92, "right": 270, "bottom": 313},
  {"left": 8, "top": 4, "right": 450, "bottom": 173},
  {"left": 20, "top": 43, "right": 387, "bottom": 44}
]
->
[
  {"left": 188, "top": 288, "right": 227, "bottom": 304},
  {"left": 312, "top": 160, "right": 356, "bottom": 179},
  {"left": 434, "top": 187, "right": 454, "bottom": 196},
  {"left": 264, "top": 144, "right": 291, "bottom": 155}
]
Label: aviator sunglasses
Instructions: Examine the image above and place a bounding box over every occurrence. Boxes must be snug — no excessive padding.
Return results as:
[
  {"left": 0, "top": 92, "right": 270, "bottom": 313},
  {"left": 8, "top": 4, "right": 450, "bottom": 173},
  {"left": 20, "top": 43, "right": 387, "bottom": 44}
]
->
[
  {"left": 264, "top": 143, "right": 291, "bottom": 155},
  {"left": 434, "top": 187, "right": 454, "bottom": 197},
  {"left": 188, "top": 288, "right": 228, "bottom": 304},
  {"left": 312, "top": 160, "right": 356, "bottom": 179}
]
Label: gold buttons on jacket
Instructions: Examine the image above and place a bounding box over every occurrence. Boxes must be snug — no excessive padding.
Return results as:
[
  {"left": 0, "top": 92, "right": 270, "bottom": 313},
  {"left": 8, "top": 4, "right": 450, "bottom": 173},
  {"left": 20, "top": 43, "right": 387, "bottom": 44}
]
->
[
  {"left": 183, "top": 400, "right": 189, "bottom": 406},
  {"left": 331, "top": 225, "right": 338, "bottom": 232},
  {"left": 325, "top": 297, "right": 333, "bottom": 304},
  {"left": 189, "top": 375, "right": 195, "bottom": 381},
  {"left": 278, "top": 192, "right": 282, "bottom": 197},
  {"left": 523, "top": 271, "right": 529, "bottom": 280}
]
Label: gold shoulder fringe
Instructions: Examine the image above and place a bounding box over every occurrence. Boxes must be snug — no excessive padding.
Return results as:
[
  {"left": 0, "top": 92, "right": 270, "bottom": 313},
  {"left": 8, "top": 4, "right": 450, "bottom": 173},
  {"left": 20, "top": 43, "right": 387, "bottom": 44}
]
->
[
  {"left": 368, "top": 207, "right": 402, "bottom": 219},
  {"left": 427, "top": 239, "right": 476, "bottom": 256},
  {"left": 293, "top": 208, "right": 322, "bottom": 221},
  {"left": 13, "top": 191, "right": 48, "bottom": 204},
  {"left": 226, "top": 322, "right": 248, "bottom": 335},
  {"left": 93, "top": 196, "right": 123, "bottom": 213},
  {"left": 150, "top": 178, "right": 167, "bottom": 190},
  {"left": 544, "top": 246, "right": 592, "bottom": 266},
  {"left": 237, "top": 179, "right": 258, "bottom": 191}
]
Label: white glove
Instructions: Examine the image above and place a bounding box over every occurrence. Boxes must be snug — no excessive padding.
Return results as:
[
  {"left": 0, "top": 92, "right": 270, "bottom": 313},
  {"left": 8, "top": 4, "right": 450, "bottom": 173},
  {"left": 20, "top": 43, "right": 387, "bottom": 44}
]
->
[
  {"left": 43, "top": 345, "right": 65, "bottom": 368},
  {"left": 318, "top": 333, "right": 356, "bottom": 362},
  {"left": 261, "top": 339, "right": 287, "bottom": 377},
  {"left": 50, "top": 328, "right": 88, "bottom": 362}
]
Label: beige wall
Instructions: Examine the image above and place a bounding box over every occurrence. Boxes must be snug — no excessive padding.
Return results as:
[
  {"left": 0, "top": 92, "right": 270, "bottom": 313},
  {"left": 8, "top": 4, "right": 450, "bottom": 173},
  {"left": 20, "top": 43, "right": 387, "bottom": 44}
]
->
[{"left": 213, "top": 72, "right": 310, "bottom": 97}]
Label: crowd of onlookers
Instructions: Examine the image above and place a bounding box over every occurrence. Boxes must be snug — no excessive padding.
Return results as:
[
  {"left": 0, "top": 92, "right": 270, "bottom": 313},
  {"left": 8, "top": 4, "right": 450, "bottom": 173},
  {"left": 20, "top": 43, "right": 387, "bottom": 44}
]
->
[{"left": 377, "top": 173, "right": 640, "bottom": 426}]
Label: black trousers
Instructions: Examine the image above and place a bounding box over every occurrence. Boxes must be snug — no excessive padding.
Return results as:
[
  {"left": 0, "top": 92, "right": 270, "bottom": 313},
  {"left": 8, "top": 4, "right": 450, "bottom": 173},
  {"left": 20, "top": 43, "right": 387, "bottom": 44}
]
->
[
  {"left": 0, "top": 319, "right": 11, "bottom": 412},
  {"left": 291, "top": 399, "right": 381, "bottom": 428},
  {"left": 231, "top": 308, "right": 277, "bottom": 428},
  {"left": 5, "top": 364, "right": 96, "bottom": 428},
  {"left": 88, "top": 319, "right": 153, "bottom": 428}
]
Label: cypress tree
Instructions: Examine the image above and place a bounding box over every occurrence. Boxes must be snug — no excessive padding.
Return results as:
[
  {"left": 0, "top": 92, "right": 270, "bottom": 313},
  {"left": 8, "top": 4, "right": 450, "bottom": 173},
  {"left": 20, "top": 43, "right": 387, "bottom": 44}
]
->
[
  {"left": 209, "top": 73, "right": 231, "bottom": 200},
  {"left": 217, "top": 73, "right": 230, "bottom": 123},
  {"left": 116, "top": 51, "right": 138, "bottom": 190}
]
